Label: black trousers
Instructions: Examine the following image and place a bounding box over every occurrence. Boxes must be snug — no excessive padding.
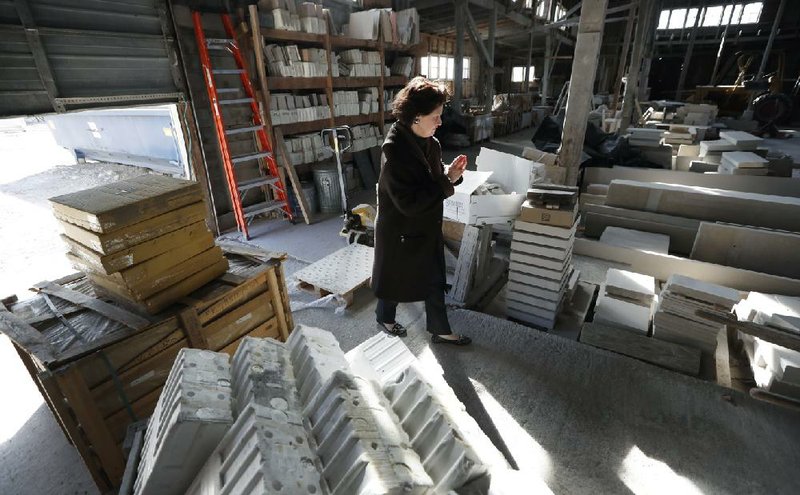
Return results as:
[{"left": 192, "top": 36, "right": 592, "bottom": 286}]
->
[{"left": 375, "top": 250, "right": 451, "bottom": 336}]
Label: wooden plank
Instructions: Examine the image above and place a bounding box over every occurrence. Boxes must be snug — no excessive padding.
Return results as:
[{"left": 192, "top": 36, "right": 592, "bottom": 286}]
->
[
  {"left": 276, "top": 262, "right": 294, "bottom": 331},
  {"left": 215, "top": 238, "right": 287, "bottom": 261},
  {"left": 202, "top": 295, "right": 275, "bottom": 350},
  {"left": 0, "top": 303, "right": 57, "bottom": 363},
  {"left": 178, "top": 309, "right": 208, "bottom": 349},
  {"left": 32, "top": 280, "right": 150, "bottom": 329},
  {"left": 118, "top": 428, "right": 144, "bottom": 495},
  {"left": 449, "top": 225, "right": 481, "bottom": 303},
  {"left": 196, "top": 270, "right": 269, "bottom": 324},
  {"left": 76, "top": 319, "right": 179, "bottom": 389},
  {"left": 691, "top": 223, "right": 800, "bottom": 278},
  {"left": 698, "top": 310, "right": 800, "bottom": 354},
  {"left": 580, "top": 322, "right": 702, "bottom": 375},
  {"left": 55, "top": 366, "right": 126, "bottom": 483},
  {"left": 61, "top": 221, "right": 210, "bottom": 275},
  {"left": 265, "top": 267, "right": 290, "bottom": 341},
  {"left": 442, "top": 219, "right": 466, "bottom": 242},
  {"left": 49, "top": 175, "right": 201, "bottom": 233},
  {"left": 274, "top": 128, "right": 312, "bottom": 224},
  {"left": 74, "top": 246, "right": 224, "bottom": 300},
  {"left": 584, "top": 166, "right": 800, "bottom": 198},
  {"left": 89, "top": 258, "right": 229, "bottom": 314},
  {"left": 38, "top": 371, "right": 113, "bottom": 491},
  {"left": 715, "top": 326, "right": 732, "bottom": 388},
  {"left": 58, "top": 201, "right": 207, "bottom": 255},
  {"left": 574, "top": 238, "right": 800, "bottom": 296}
]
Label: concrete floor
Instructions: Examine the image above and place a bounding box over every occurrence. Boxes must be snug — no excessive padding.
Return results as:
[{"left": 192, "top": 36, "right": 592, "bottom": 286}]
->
[{"left": 1, "top": 123, "right": 800, "bottom": 494}]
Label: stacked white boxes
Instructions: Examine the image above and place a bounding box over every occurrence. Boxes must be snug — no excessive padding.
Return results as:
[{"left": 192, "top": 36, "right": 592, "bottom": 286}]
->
[
  {"left": 269, "top": 92, "right": 331, "bottom": 124},
  {"left": 264, "top": 44, "right": 328, "bottom": 77},
  {"left": 506, "top": 217, "right": 578, "bottom": 330},
  {"left": 283, "top": 132, "right": 333, "bottom": 165}
]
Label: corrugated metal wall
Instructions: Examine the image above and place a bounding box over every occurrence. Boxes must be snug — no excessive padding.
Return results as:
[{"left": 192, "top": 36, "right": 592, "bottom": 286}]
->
[{"left": 0, "top": 0, "right": 184, "bottom": 117}]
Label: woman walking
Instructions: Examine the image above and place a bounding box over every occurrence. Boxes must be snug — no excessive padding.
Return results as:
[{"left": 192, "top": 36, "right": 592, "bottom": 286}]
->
[{"left": 371, "top": 77, "right": 471, "bottom": 345}]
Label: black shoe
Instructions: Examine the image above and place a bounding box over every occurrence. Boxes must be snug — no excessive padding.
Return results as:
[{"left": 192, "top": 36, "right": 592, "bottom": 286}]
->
[
  {"left": 377, "top": 321, "right": 407, "bottom": 337},
  {"left": 431, "top": 334, "right": 472, "bottom": 345}
]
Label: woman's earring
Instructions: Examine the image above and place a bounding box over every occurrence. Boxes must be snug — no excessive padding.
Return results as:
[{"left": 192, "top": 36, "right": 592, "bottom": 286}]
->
[{"left": 413, "top": 118, "right": 420, "bottom": 124}]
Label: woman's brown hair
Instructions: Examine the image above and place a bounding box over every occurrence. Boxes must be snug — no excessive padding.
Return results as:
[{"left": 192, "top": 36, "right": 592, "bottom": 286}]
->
[{"left": 391, "top": 76, "right": 449, "bottom": 125}]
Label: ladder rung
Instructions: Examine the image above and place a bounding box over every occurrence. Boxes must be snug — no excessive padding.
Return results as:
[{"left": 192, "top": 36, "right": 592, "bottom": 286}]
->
[
  {"left": 217, "top": 88, "right": 240, "bottom": 94},
  {"left": 219, "top": 97, "right": 254, "bottom": 105},
  {"left": 206, "top": 38, "right": 233, "bottom": 45},
  {"left": 212, "top": 69, "right": 245, "bottom": 75},
  {"left": 231, "top": 151, "right": 272, "bottom": 164},
  {"left": 242, "top": 200, "right": 289, "bottom": 218},
  {"left": 237, "top": 176, "right": 280, "bottom": 191},
  {"left": 226, "top": 124, "right": 264, "bottom": 136}
]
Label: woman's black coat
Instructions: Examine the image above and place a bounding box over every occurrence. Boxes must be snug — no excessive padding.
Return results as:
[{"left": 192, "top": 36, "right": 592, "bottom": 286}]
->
[{"left": 371, "top": 122, "right": 463, "bottom": 302}]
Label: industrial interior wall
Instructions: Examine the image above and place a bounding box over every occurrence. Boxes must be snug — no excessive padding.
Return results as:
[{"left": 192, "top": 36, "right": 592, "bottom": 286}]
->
[{"left": 0, "top": 0, "right": 184, "bottom": 117}]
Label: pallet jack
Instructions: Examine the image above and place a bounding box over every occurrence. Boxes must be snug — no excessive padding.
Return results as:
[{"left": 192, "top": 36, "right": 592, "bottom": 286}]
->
[{"left": 321, "top": 126, "right": 375, "bottom": 247}]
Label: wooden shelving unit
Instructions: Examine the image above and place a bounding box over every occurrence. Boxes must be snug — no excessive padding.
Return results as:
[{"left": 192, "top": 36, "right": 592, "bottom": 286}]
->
[{"left": 247, "top": 5, "right": 420, "bottom": 224}]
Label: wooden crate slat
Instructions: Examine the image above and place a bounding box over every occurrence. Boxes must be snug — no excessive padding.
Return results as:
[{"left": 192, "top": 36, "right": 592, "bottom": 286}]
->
[
  {"left": 55, "top": 366, "right": 126, "bottom": 483},
  {"left": 0, "top": 303, "right": 58, "bottom": 364},
  {"left": 32, "top": 280, "right": 151, "bottom": 330}
]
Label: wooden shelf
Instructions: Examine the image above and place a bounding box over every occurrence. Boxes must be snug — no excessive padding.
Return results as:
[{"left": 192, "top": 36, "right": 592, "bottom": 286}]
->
[
  {"left": 267, "top": 77, "right": 328, "bottom": 90},
  {"left": 260, "top": 29, "right": 324, "bottom": 44},
  {"left": 330, "top": 36, "right": 378, "bottom": 49},
  {"left": 275, "top": 118, "right": 331, "bottom": 136},
  {"left": 332, "top": 77, "right": 383, "bottom": 88},
  {"left": 384, "top": 76, "right": 408, "bottom": 87},
  {"left": 336, "top": 113, "right": 380, "bottom": 127}
]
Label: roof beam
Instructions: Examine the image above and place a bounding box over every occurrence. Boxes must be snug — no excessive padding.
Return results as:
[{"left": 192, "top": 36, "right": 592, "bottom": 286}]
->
[{"left": 464, "top": 4, "right": 494, "bottom": 67}]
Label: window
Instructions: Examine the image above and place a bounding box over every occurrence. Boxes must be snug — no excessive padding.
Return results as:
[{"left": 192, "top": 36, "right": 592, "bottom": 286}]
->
[
  {"left": 420, "top": 55, "right": 470, "bottom": 80},
  {"left": 657, "top": 2, "right": 762, "bottom": 30},
  {"left": 531, "top": 1, "right": 565, "bottom": 21},
  {"left": 512, "top": 66, "right": 535, "bottom": 83}
]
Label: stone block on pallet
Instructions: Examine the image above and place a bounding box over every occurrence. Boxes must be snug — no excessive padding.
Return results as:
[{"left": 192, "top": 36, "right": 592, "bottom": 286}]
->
[
  {"left": 135, "top": 349, "right": 234, "bottom": 495},
  {"left": 287, "top": 324, "right": 351, "bottom": 406},
  {"left": 306, "top": 370, "right": 434, "bottom": 495},
  {"left": 186, "top": 403, "right": 326, "bottom": 495}
]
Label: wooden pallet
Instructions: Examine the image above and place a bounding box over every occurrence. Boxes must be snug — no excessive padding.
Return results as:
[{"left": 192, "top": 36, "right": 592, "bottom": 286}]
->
[
  {"left": 0, "top": 254, "right": 293, "bottom": 493},
  {"left": 293, "top": 243, "right": 374, "bottom": 306}
]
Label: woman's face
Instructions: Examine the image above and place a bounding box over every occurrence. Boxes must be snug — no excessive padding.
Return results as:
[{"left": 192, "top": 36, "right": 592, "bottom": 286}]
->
[{"left": 412, "top": 104, "right": 443, "bottom": 138}]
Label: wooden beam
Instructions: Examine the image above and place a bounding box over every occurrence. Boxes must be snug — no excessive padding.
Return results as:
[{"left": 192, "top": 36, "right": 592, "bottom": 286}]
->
[
  {"left": 464, "top": 4, "right": 493, "bottom": 67},
  {"left": 619, "top": 0, "right": 651, "bottom": 132},
  {"left": 14, "top": 0, "right": 63, "bottom": 112},
  {"left": 454, "top": 1, "right": 466, "bottom": 110},
  {"left": 558, "top": 0, "right": 609, "bottom": 186},
  {"left": 610, "top": 0, "right": 637, "bottom": 113}
]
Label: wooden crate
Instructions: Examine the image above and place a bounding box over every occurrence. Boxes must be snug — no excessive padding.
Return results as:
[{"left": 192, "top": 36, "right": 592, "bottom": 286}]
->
[{"left": 0, "top": 255, "right": 293, "bottom": 492}]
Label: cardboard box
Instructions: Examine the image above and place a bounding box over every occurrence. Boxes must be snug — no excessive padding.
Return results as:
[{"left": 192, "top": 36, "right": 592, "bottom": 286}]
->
[
  {"left": 443, "top": 148, "right": 542, "bottom": 224},
  {"left": 519, "top": 201, "right": 579, "bottom": 227}
]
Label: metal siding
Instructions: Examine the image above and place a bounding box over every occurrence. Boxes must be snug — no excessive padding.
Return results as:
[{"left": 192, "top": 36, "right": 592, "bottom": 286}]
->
[{"left": 0, "top": 0, "right": 181, "bottom": 117}]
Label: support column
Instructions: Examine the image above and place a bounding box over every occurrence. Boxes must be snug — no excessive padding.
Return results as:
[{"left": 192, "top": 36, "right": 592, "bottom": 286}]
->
[
  {"left": 558, "top": 0, "right": 609, "bottom": 186},
  {"left": 543, "top": 33, "right": 552, "bottom": 101},
  {"left": 487, "top": 4, "right": 496, "bottom": 106},
  {"left": 638, "top": 0, "right": 660, "bottom": 100},
  {"left": 675, "top": 7, "right": 705, "bottom": 100},
  {"left": 620, "top": 0, "right": 651, "bottom": 133},
  {"left": 453, "top": 1, "right": 465, "bottom": 112},
  {"left": 610, "top": 0, "right": 637, "bottom": 113},
  {"left": 525, "top": 30, "right": 534, "bottom": 92},
  {"left": 755, "top": 0, "right": 787, "bottom": 80}
]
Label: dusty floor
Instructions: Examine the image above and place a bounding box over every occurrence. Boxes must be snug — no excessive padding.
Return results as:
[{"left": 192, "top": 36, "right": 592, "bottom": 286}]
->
[{"left": 1, "top": 122, "right": 800, "bottom": 494}]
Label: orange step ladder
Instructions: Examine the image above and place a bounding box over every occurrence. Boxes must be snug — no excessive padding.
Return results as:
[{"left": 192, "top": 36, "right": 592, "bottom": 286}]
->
[{"left": 192, "top": 11, "right": 292, "bottom": 240}]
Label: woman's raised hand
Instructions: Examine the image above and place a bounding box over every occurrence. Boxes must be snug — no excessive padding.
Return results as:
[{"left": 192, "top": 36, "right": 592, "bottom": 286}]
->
[{"left": 447, "top": 154, "right": 468, "bottom": 182}]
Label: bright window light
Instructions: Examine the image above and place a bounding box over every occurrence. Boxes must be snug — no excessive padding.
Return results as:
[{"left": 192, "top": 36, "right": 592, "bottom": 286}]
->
[
  {"left": 512, "top": 66, "right": 535, "bottom": 83},
  {"left": 420, "top": 55, "right": 470, "bottom": 81},
  {"left": 668, "top": 8, "right": 687, "bottom": 29},
  {"left": 659, "top": 2, "right": 762, "bottom": 30}
]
